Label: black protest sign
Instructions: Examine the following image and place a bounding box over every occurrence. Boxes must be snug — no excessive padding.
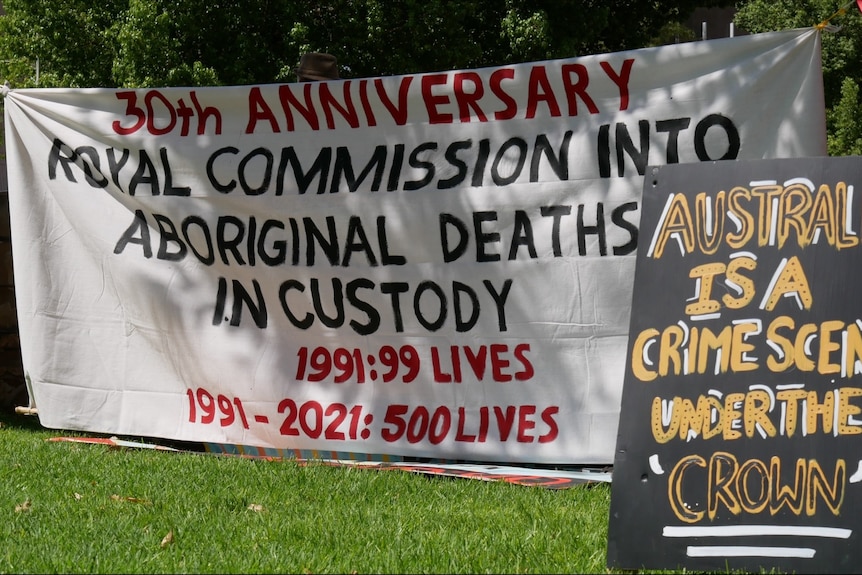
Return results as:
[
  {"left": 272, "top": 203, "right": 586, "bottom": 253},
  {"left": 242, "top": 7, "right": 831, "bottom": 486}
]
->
[{"left": 607, "top": 156, "right": 862, "bottom": 574}]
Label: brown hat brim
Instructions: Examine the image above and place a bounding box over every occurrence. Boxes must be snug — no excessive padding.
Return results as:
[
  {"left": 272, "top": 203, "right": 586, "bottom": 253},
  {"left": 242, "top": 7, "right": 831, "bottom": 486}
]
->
[
  {"left": 295, "top": 52, "right": 340, "bottom": 81},
  {"left": 295, "top": 68, "right": 339, "bottom": 81}
]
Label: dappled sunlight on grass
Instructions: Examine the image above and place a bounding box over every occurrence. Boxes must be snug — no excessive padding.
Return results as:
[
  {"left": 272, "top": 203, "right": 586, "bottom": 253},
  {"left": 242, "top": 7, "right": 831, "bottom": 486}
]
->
[{"left": 0, "top": 412, "right": 613, "bottom": 573}]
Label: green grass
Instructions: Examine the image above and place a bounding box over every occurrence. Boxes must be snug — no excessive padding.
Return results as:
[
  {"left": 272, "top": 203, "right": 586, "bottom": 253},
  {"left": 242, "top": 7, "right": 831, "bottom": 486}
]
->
[{"left": 0, "top": 410, "right": 614, "bottom": 574}]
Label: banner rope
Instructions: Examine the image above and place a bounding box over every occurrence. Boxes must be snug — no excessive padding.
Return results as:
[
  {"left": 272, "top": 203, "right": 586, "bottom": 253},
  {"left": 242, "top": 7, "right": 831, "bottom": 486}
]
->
[{"left": 816, "top": 0, "right": 858, "bottom": 30}]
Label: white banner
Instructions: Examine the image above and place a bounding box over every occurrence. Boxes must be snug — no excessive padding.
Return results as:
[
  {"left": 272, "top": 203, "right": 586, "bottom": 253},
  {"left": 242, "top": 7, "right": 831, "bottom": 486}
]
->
[{"left": 3, "top": 28, "right": 826, "bottom": 463}]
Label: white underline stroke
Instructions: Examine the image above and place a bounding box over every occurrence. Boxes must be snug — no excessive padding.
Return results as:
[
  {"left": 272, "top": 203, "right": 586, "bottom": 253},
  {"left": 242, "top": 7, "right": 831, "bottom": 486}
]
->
[
  {"left": 664, "top": 525, "right": 851, "bottom": 538},
  {"left": 687, "top": 546, "right": 815, "bottom": 558}
]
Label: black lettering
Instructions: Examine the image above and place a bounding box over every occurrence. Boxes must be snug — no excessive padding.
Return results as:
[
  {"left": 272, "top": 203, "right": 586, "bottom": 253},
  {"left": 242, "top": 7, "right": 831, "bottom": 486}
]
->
[
  {"left": 114, "top": 209, "right": 152, "bottom": 257},
  {"left": 154, "top": 214, "right": 187, "bottom": 260},
  {"left": 509, "top": 210, "right": 538, "bottom": 260},
  {"left": 404, "top": 142, "right": 437, "bottom": 191},
  {"left": 474, "top": 211, "right": 500, "bottom": 262},
  {"left": 279, "top": 280, "right": 313, "bottom": 329},
  {"left": 440, "top": 213, "right": 469, "bottom": 263},
  {"left": 578, "top": 203, "right": 607, "bottom": 256},
  {"left": 611, "top": 202, "right": 639, "bottom": 256},
  {"left": 346, "top": 278, "right": 380, "bottom": 335},
  {"left": 540, "top": 205, "right": 572, "bottom": 257}
]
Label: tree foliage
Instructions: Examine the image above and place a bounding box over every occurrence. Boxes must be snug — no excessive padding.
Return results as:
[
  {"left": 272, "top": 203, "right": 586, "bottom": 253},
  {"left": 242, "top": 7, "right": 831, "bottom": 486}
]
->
[
  {"left": 734, "top": 0, "right": 862, "bottom": 156},
  {"left": 0, "top": 0, "right": 721, "bottom": 87},
  {"left": 112, "top": 0, "right": 303, "bottom": 87},
  {"left": 6, "top": 0, "right": 859, "bottom": 153},
  {"left": 0, "top": 0, "right": 125, "bottom": 87}
]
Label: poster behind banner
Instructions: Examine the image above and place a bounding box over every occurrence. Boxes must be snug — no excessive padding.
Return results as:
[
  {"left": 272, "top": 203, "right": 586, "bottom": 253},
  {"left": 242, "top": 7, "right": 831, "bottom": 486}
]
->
[
  {"left": 607, "top": 156, "right": 862, "bottom": 573},
  {"left": 3, "top": 28, "right": 827, "bottom": 464}
]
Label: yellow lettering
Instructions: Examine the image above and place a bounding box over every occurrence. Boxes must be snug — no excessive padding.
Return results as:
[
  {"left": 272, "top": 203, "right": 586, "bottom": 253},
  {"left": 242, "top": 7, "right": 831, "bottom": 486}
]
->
[
  {"left": 807, "top": 183, "right": 837, "bottom": 247},
  {"left": 766, "top": 315, "right": 795, "bottom": 372},
  {"left": 649, "top": 181, "right": 857, "bottom": 255},
  {"left": 677, "top": 396, "right": 723, "bottom": 441},
  {"left": 697, "top": 326, "right": 732, "bottom": 374},
  {"left": 794, "top": 322, "right": 817, "bottom": 371},
  {"left": 763, "top": 255, "right": 813, "bottom": 311},
  {"left": 750, "top": 184, "right": 784, "bottom": 246},
  {"left": 845, "top": 321, "right": 862, "bottom": 377},
  {"left": 818, "top": 320, "right": 844, "bottom": 375},
  {"left": 730, "top": 322, "right": 759, "bottom": 372},
  {"left": 838, "top": 387, "right": 862, "bottom": 435},
  {"left": 776, "top": 389, "right": 807, "bottom": 437},
  {"left": 805, "top": 390, "right": 834, "bottom": 435},
  {"left": 695, "top": 191, "right": 726, "bottom": 254},
  {"left": 836, "top": 181, "right": 859, "bottom": 248},
  {"left": 671, "top": 454, "right": 846, "bottom": 523},
  {"left": 669, "top": 455, "right": 706, "bottom": 523},
  {"left": 806, "top": 459, "right": 845, "bottom": 516},
  {"left": 722, "top": 256, "right": 757, "bottom": 309},
  {"left": 736, "top": 458, "right": 770, "bottom": 514},
  {"left": 651, "top": 396, "right": 678, "bottom": 443},
  {"left": 631, "top": 328, "right": 659, "bottom": 382},
  {"left": 726, "top": 186, "right": 755, "bottom": 249},
  {"left": 685, "top": 263, "right": 725, "bottom": 316},
  {"left": 777, "top": 183, "right": 813, "bottom": 248},
  {"left": 722, "top": 392, "right": 745, "bottom": 440},
  {"left": 744, "top": 389, "right": 776, "bottom": 438},
  {"left": 708, "top": 452, "right": 741, "bottom": 519},
  {"left": 649, "top": 193, "right": 695, "bottom": 259},
  {"left": 771, "top": 456, "right": 806, "bottom": 515},
  {"left": 659, "top": 324, "right": 686, "bottom": 377}
]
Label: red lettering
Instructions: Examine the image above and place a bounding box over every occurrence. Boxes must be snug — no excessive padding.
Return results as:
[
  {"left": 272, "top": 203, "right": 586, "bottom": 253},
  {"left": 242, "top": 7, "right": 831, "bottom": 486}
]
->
[
  {"left": 539, "top": 406, "right": 560, "bottom": 443},
  {"left": 490, "top": 68, "right": 518, "bottom": 120},
  {"left": 357, "top": 79, "right": 377, "bottom": 126},
  {"left": 113, "top": 91, "right": 145, "bottom": 135},
  {"left": 430, "top": 347, "right": 452, "bottom": 382},
  {"left": 455, "top": 406, "right": 476, "bottom": 442},
  {"left": 277, "top": 84, "right": 320, "bottom": 131},
  {"left": 490, "top": 343, "right": 513, "bottom": 382},
  {"left": 454, "top": 71, "right": 487, "bottom": 122},
  {"left": 375, "top": 76, "right": 412, "bottom": 125},
  {"left": 463, "top": 345, "right": 487, "bottom": 379},
  {"left": 319, "top": 82, "right": 359, "bottom": 129},
  {"left": 422, "top": 73, "right": 452, "bottom": 124},
  {"left": 478, "top": 405, "right": 489, "bottom": 442},
  {"left": 601, "top": 58, "right": 634, "bottom": 111},
  {"left": 561, "top": 63, "right": 599, "bottom": 116},
  {"left": 245, "top": 87, "right": 280, "bottom": 134},
  {"left": 517, "top": 405, "right": 537, "bottom": 442},
  {"left": 513, "top": 343, "right": 534, "bottom": 381},
  {"left": 526, "top": 66, "right": 561, "bottom": 119},
  {"left": 494, "top": 405, "right": 516, "bottom": 441}
]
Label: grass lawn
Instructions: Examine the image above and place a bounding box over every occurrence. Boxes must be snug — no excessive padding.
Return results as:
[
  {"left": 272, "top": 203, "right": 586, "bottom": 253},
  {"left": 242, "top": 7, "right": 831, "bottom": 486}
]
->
[{"left": 0, "top": 410, "right": 617, "bottom": 574}]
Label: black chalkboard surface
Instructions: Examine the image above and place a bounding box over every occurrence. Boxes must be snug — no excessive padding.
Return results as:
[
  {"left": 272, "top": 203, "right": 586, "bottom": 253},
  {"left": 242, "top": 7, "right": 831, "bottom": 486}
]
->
[{"left": 607, "top": 156, "right": 862, "bottom": 573}]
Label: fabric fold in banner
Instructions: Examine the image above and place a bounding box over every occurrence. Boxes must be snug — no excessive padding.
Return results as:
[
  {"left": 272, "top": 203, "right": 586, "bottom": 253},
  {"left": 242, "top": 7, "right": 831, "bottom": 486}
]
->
[{"left": 4, "top": 28, "right": 826, "bottom": 465}]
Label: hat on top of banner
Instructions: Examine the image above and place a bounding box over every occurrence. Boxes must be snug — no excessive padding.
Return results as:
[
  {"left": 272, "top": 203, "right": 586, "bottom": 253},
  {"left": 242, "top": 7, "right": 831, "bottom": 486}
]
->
[{"left": 295, "top": 52, "right": 340, "bottom": 82}]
